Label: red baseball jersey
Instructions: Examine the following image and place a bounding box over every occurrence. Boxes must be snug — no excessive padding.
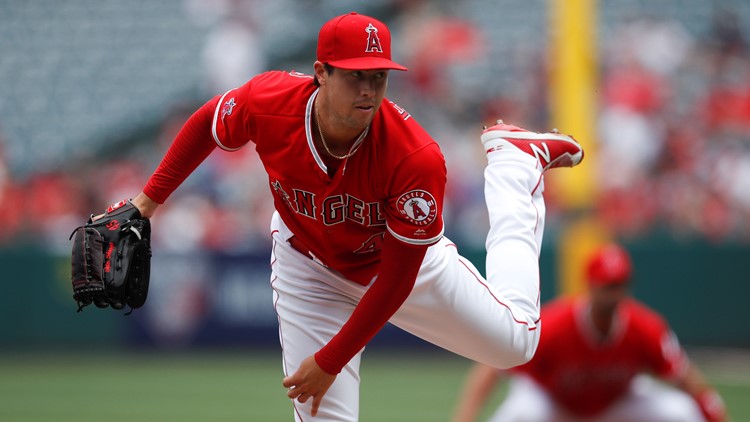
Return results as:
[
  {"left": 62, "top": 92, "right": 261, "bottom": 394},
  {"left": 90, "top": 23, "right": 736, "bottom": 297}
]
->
[
  {"left": 514, "top": 296, "right": 689, "bottom": 417},
  {"left": 211, "top": 70, "right": 446, "bottom": 285}
]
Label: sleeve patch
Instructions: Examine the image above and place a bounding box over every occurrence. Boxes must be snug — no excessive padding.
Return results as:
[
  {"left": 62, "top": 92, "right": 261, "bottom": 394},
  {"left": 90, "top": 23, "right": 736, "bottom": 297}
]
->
[
  {"left": 220, "top": 97, "right": 236, "bottom": 120},
  {"left": 211, "top": 90, "right": 242, "bottom": 151},
  {"left": 397, "top": 190, "right": 438, "bottom": 227}
]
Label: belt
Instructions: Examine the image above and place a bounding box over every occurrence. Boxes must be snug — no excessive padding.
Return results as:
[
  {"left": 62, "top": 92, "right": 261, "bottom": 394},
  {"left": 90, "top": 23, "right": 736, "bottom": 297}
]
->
[
  {"left": 288, "top": 236, "right": 318, "bottom": 262},
  {"left": 288, "top": 236, "right": 368, "bottom": 285}
]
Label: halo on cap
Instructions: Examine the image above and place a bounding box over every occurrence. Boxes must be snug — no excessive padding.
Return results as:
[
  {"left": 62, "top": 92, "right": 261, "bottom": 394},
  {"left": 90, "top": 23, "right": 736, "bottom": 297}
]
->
[{"left": 317, "top": 12, "right": 407, "bottom": 71}]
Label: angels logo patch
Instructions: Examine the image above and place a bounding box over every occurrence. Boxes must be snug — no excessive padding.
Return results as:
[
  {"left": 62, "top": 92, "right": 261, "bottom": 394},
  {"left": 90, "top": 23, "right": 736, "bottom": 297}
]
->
[{"left": 397, "top": 190, "right": 438, "bottom": 226}]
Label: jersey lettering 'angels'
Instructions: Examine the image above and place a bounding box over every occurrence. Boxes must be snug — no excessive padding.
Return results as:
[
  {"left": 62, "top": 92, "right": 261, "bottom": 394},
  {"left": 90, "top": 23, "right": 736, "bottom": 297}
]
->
[{"left": 271, "top": 179, "right": 387, "bottom": 228}]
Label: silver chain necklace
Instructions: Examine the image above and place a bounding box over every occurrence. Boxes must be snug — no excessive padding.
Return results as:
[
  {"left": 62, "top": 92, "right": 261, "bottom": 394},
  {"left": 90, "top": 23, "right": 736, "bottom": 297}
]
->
[{"left": 315, "top": 105, "right": 361, "bottom": 160}]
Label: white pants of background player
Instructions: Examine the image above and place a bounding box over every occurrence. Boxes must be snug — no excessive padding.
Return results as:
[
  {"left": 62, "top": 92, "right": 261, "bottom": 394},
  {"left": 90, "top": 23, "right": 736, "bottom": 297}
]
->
[
  {"left": 489, "top": 374, "right": 707, "bottom": 422},
  {"left": 271, "top": 149, "right": 545, "bottom": 421}
]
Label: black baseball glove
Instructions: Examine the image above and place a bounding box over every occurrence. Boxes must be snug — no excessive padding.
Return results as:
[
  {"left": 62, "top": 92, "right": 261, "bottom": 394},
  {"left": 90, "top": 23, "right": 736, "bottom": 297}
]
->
[{"left": 70, "top": 199, "right": 151, "bottom": 314}]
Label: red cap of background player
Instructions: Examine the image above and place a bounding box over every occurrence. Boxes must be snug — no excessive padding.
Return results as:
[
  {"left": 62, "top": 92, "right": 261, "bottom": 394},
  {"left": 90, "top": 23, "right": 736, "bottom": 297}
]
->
[
  {"left": 586, "top": 243, "right": 632, "bottom": 286},
  {"left": 317, "top": 12, "right": 408, "bottom": 71}
]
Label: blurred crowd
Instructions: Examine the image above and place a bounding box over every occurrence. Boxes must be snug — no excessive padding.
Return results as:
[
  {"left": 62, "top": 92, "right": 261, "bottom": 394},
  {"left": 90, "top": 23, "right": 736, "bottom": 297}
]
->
[
  {"left": 594, "top": 11, "right": 750, "bottom": 242},
  {"left": 1, "top": 1, "right": 749, "bottom": 253}
]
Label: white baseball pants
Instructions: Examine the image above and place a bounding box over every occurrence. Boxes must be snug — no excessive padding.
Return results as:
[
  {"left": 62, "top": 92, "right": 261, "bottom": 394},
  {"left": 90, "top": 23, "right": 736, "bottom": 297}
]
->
[
  {"left": 489, "top": 374, "right": 707, "bottom": 422},
  {"left": 271, "top": 149, "right": 545, "bottom": 421}
]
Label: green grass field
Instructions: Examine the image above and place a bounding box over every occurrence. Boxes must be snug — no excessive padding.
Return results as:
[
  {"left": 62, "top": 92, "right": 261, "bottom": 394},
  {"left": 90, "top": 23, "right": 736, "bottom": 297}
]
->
[{"left": 1, "top": 349, "right": 748, "bottom": 421}]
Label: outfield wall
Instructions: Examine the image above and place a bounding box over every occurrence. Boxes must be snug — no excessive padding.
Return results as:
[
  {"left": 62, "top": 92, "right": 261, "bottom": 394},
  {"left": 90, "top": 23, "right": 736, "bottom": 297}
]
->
[{"left": 1, "top": 236, "right": 747, "bottom": 351}]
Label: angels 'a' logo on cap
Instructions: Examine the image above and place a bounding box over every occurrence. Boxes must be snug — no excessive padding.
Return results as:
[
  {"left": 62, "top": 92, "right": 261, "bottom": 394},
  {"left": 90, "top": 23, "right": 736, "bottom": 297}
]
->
[
  {"left": 397, "top": 190, "right": 438, "bottom": 226},
  {"left": 364, "top": 23, "right": 383, "bottom": 53}
]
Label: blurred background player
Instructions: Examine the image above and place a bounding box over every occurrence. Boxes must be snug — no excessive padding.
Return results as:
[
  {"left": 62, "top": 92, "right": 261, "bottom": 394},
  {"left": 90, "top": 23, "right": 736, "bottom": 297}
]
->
[{"left": 452, "top": 243, "right": 727, "bottom": 422}]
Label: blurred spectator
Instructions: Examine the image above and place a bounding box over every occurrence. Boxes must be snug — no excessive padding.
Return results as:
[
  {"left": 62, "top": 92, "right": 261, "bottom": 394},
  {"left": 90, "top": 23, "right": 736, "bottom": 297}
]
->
[
  {"left": 199, "top": 1, "right": 267, "bottom": 95},
  {"left": 25, "top": 170, "right": 87, "bottom": 251},
  {"left": 394, "top": 0, "right": 484, "bottom": 105},
  {"left": 706, "top": 7, "right": 747, "bottom": 57},
  {"left": 0, "top": 132, "right": 24, "bottom": 244},
  {"left": 595, "top": 13, "right": 750, "bottom": 241}
]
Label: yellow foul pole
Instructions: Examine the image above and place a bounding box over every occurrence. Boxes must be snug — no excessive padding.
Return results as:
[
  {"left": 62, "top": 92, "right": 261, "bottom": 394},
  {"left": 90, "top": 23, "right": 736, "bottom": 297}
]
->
[{"left": 548, "top": 0, "right": 606, "bottom": 296}]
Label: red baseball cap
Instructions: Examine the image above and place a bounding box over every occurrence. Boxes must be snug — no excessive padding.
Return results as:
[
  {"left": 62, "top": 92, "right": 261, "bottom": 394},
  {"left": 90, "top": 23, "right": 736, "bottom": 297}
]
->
[
  {"left": 317, "top": 12, "right": 407, "bottom": 71},
  {"left": 586, "top": 243, "right": 633, "bottom": 286}
]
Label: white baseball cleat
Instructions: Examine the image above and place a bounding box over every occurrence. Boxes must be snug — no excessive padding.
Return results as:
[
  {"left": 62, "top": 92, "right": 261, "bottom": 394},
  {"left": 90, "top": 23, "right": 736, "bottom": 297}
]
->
[{"left": 481, "top": 120, "right": 584, "bottom": 171}]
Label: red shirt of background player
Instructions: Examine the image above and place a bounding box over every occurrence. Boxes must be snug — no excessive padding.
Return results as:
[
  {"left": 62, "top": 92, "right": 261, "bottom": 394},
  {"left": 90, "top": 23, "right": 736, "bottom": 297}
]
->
[{"left": 514, "top": 295, "right": 688, "bottom": 417}]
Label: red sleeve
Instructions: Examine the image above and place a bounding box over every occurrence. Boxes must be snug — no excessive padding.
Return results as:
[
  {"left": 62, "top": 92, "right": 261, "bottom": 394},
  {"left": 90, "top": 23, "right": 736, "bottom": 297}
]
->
[
  {"left": 633, "top": 302, "right": 689, "bottom": 380},
  {"left": 385, "top": 143, "right": 446, "bottom": 246},
  {"left": 142, "top": 97, "right": 218, "bottom": 204},
  {"left": 314, "top": 231, "right": 427, "bottom": 374},
  {"left": 650, "top": 328, "right": 689, "bottom": 380}
]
